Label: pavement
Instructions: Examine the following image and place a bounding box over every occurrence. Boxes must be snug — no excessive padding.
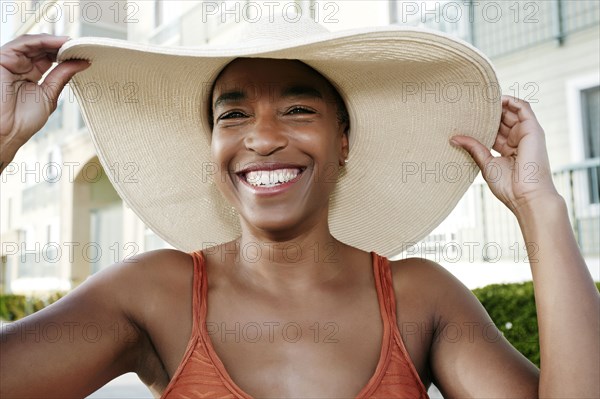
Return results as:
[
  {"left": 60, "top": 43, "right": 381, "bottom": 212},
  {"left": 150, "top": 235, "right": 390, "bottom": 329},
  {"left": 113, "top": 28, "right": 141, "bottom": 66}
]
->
[{"left": 86, "top": 373, "right": 152, "bottom": 399}]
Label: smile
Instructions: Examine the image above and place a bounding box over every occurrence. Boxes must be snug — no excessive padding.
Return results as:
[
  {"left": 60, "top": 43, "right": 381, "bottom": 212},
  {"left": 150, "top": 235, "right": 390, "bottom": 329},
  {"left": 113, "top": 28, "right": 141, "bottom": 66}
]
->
[{"left": 241, "top": 168, "right": 303, "bottom": 187}]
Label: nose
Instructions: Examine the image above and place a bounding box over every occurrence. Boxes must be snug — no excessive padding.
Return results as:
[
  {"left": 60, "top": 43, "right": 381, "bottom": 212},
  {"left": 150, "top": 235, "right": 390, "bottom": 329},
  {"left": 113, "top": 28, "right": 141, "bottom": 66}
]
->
[{"left": 244, "top": 114, "right": 288, "bottom": 156}]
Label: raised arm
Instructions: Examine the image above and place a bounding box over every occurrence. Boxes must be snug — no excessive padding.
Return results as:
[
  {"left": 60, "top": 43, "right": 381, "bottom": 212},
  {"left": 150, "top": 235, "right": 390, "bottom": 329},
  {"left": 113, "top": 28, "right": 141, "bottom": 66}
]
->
[
  {"left": 0, "top": 257, "right": 143, "bottom": 398},
  {"left": 449, "top": 96, "right": 600, "bottom": 397},
  {"left": 1, "top": 34, "right": 141, "bottom": 397},
  {"left": 0, "top": 33, "right": 89, "bottom": 172}
]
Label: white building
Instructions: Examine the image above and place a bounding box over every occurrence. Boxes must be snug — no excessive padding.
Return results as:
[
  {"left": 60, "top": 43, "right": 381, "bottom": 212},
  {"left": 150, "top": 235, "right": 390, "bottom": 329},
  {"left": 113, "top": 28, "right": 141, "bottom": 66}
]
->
[{"left": 1, "top": 1, "right": 598, "bottom": 297}]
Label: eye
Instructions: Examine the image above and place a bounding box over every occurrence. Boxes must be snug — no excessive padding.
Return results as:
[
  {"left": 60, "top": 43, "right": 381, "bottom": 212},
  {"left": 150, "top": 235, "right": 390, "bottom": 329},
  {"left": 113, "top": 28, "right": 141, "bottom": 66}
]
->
[
  {"left": 218, "top": 110, "right": 247, "bottom": 121},
  {"left": 287, "top": 106, "right": 315, "bottom": 115}
]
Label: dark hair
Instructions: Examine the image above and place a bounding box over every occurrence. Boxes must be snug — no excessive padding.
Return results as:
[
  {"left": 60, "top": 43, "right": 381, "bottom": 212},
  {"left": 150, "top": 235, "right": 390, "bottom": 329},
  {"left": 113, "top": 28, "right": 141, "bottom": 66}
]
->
[{"left": 333, "top": 89, "right": 349, "bottom": 134}]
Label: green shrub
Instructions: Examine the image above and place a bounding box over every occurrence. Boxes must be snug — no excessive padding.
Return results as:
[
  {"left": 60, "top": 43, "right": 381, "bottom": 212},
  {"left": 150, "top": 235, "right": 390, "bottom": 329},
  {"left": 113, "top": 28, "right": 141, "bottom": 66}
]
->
[
  {"left": 0, "top": 293, "right": 65, "bottom": 321},
  {"left": 472, "top": 281, "right": 600, "bottom": 367}
]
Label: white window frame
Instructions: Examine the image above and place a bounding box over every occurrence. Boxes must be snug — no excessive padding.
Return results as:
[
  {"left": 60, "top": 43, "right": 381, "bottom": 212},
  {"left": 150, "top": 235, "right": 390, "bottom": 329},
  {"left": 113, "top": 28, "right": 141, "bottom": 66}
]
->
[{"left": 566, "top": 73, "right": 600, "bottom": 215}]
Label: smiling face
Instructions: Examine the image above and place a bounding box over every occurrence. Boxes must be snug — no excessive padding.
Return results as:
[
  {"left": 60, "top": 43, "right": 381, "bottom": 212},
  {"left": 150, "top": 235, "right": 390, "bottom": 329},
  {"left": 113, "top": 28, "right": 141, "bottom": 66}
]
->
[{"left": 210, "top": 58, "right": 349, "bottom": 238}]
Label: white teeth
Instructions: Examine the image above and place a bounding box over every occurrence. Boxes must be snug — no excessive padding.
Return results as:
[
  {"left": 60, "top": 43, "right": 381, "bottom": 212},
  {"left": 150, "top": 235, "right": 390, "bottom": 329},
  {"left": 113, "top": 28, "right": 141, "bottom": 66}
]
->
[
  {"left": 244, "top": 168, "right": 300, "bottom": 187},
  {"left": 260, "top": 173, "right": 270, "bottom": 186}
]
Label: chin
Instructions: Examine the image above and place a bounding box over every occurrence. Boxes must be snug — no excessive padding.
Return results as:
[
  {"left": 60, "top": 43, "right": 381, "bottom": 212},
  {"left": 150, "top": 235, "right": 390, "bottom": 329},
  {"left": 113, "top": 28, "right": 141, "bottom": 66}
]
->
[
  {"left": 239, "top": 208, "right": 314, "bottom": 239},
  {"left": 247, "top": 216, "right": 302, "bottom": 236}
]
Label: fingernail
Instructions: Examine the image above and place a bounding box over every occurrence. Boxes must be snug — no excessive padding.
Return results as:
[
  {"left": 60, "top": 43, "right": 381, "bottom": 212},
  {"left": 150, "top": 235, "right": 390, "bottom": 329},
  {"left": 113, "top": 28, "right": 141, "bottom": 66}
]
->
[{"left": 449, "top": 139, "right": 460, "bottom": 147}]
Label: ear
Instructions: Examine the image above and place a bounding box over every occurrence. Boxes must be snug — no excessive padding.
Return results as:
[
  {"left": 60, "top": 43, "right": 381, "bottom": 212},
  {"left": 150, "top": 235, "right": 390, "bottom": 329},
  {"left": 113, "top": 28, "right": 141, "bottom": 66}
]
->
[{"left": 338, "top": 129, "right": 349, "bottom": 166}]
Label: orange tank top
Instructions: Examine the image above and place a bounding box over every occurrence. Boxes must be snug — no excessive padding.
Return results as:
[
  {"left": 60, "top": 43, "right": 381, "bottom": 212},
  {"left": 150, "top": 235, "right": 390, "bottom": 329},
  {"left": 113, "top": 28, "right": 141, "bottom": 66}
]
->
[{"left": 161, "top": 251, "right": 429, "bottom": 399}]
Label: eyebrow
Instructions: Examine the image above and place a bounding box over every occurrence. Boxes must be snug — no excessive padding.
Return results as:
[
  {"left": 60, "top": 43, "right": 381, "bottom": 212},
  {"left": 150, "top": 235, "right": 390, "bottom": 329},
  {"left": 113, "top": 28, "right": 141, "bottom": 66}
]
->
[
  {"left": 213, "top": 84, "right": 325, "bottom": 110},
  {"left": 213, "top": 90, "right": 246, "bottom": 109},
  {"left": 280, "top": 85, "right": 324, "bottom": 100}
]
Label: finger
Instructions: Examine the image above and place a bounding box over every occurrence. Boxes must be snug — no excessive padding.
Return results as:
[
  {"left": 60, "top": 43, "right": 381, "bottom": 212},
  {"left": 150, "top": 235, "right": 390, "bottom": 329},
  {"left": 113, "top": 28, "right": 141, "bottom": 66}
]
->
[
  {"left": 449, "top": 135, "right": 494, "bottom": 172},
  {"left": 40, "top": 60, "right": 90, "bottom": 110},
  {"left": 32, "top": 53, "right": 55, "bottom": 77},
  {"left": 496, "top": 107, "right": 513, "bottom": 138},
  {"left": 0, "top": 34, "right": 69, "bottom": 75},
  {"left": 501, "top": 95, "right": 512, "bottom": 112},
  {"left": 505, "top": 96, "right": 539, "bottom": 124},
  {"left": 492, "top": 133, "right": 517, "bottom": 157},
  {"left": 499, "top": 118, "right": 512, "bottom": 138},
  {"left": 1, "top": 51, "right": 57, "bottom": 84},
  {"left": 1, "top": 34, "right": 70, "bottom": 54},
  {"left": 492, "top": 133, "right": 507, "bottom": 152},
  {"left": 501, "top": 104, "right": 520, "bottom": 128},
  {"left": 1, "top": 49, "right": 55, "bottom": 80}
]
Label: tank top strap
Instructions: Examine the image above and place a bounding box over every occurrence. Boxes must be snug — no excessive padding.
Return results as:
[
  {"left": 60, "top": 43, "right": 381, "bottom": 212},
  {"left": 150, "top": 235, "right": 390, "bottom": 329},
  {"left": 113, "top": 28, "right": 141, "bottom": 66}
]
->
[
  {"left": 371, "top": 252, "right": 399, "bottom": 327},
  {"left": 371, "top": 252, "right": 429, "bottom": 398},
  {"left": 160, "top": 250, "right": 207, "bottom": 398},
  {"left": 188, "top": 250, "right": 206, "bottom": 332}
]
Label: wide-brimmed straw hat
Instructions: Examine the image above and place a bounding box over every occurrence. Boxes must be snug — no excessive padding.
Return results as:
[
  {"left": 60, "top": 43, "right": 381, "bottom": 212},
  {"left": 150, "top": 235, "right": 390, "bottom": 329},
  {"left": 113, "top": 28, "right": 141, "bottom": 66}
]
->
[{"left": 58, "top": 16, "right": 501, "bottom": 257}]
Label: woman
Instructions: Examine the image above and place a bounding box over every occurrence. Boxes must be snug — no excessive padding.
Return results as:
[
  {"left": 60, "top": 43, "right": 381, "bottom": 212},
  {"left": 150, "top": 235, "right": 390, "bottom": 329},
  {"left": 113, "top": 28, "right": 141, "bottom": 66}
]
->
[{"left": 1, "top": 19, "right": 598, "bottom": 398}]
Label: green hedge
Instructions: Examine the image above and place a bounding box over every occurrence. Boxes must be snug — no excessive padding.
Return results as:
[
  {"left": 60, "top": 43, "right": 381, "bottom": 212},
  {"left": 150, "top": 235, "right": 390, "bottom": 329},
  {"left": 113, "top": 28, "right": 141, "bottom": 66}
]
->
[
  {"left": 472, "top": 281, "right": 600, "bottom": 367},
  {"left": 0, "top": 293, "right": 64, "bottom": 321}
]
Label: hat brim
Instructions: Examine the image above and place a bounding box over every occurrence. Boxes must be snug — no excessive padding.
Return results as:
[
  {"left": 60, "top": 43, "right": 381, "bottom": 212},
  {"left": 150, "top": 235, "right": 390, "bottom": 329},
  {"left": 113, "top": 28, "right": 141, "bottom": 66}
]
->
[{"left": 58, "top": 26, "right": 501, "bottom": 257}]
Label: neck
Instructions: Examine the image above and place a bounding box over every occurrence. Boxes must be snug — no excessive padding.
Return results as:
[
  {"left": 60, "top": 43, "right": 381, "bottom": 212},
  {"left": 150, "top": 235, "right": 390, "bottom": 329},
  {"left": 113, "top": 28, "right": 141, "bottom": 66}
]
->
[{"left": 226, "top": 219, "right": 350, "bottom": 292}]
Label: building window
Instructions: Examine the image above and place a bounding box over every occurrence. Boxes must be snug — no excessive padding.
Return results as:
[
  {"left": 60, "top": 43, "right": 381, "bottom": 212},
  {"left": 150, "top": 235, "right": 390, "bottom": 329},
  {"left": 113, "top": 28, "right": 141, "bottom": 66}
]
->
[
  {"left": 154, "top": 0, "right": 185, "bottom": 28},
  {"left": 387, "top": 0, "right": 599, "bottom": 59},
  {"left": 47, "top": 147, "right": 61, "bottom": 182},
  {"left": 24, "top": 226, "right": 35, "bottom": 249},
  {"left": 144, "top": 226, "right": 172, "bottom": 251},
  {"left": 154, "top": 0, "right": 163, "bottom": 28},
  {"left": 7, "top": 198, "right": 12, "bottom": 230},
  {"left": 309, "top": 0, "right": 317, "bottom": 20},
  {"left": 78, "top": 112, "right": 86, "bottom": 130},
  {"left": 581, "top": 86, "right": 600, "bottom": 204}
]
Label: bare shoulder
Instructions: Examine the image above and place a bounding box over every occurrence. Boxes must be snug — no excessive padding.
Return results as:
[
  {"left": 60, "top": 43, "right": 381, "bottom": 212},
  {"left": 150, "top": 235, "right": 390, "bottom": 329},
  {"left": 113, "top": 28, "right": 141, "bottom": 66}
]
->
[
  {"left": 81, "top": 248, "right": 197, "bottom": 391},
  {"left": 387, "top": 257, "right": 472, "bottom": 315},
  {"left": 387, "top": 256, "right": 501, "bottom": 340},
  {"left": 79, "top": 249, "right": 192, "bottom": 317},
  {"left": 388, "top": 256, "right": 461, "bottom": 291},
  {"left": 38, "top": 248, "right": 195, "bottom": 327},
  {"left": 65, "top": 249, "right": 197, "bottom": 383},
  {"left": 86, "top": 248, "right": 193, "bottom": 288},
  {"left": 0, "top": 248, "right": 195, "bottom": 398},
  {"left": 107, "top": 249, "right": 194, "bottom": 300},
  {"left": 385, "top": 257, "right": 487, "bottom": 386},
  {"left": 384, "top": 257, "right": 460, "bottom": 386},
  {"left": 388, "top": 257, "right": 539, "bottom": 396},
  {"left": 105, "top": 247, "right": 193, "bottom": 281}
]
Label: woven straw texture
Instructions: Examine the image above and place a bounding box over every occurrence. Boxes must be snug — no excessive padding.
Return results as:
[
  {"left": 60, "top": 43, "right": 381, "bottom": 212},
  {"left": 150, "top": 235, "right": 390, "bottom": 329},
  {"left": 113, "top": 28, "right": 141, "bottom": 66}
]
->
[{"left": 58, "top": 20, "right": 501, "bottom": 257}]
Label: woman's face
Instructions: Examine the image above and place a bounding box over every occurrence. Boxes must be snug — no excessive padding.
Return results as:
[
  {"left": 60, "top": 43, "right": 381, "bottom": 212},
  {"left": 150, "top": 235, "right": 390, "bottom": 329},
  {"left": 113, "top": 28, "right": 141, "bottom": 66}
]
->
[{"left": 210, "top": 58, "right": 349, "bottom": 237}]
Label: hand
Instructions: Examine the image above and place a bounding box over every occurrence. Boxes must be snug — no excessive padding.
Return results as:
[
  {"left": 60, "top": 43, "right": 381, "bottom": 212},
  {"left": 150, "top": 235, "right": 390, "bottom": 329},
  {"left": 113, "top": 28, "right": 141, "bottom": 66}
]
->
[
  {"left": 0, "top": 34, "right": 89, "bottom": 169},
  {"left": 450, "top": 95, "right": 560, "bottom": 215}
]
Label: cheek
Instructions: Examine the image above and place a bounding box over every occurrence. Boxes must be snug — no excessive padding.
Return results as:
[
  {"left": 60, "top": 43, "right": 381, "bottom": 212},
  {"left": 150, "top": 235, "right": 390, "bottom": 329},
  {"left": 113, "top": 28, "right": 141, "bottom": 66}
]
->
[
  {"left": 210, "top": 139, "right": 238, "bottom": 203},
  {"left": 311, "top": 143, "right": 341, "bottom": 187},
  {"left": 323, "top": 131, "right": 344, "bottom": 159},
  {"left": 209, "top": 141, "right": 221, "bottom": 166},
  {"left": 210, "top": 133, "right": 235, "bottom": 167}
]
